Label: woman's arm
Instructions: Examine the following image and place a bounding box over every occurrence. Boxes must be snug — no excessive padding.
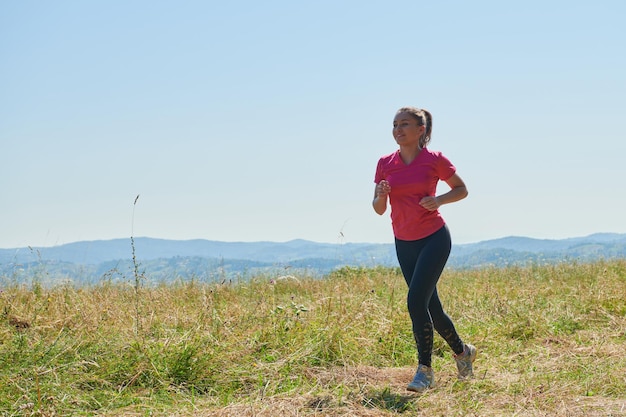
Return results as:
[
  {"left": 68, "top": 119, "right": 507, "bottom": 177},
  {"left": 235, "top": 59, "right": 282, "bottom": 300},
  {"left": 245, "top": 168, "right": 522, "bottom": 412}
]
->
[
  {"left": 372, "top": 180, "right": 391, "bottom": 215},
  {"left": 419, "top": 173, "right": 468, "bottom": 211}
]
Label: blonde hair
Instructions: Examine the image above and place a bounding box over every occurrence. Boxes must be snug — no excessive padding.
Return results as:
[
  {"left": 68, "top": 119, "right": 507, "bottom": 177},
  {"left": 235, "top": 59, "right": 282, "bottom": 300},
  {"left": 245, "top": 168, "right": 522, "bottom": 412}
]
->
[{"left": 396, "top": 107, "right": 433, "bottom": 148}]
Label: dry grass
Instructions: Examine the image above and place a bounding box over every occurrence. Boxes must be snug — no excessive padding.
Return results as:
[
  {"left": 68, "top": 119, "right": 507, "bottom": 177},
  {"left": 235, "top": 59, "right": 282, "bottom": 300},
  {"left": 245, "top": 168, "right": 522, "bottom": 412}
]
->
[{"left": 1, "top": 261, "right": 626, "bottom": 416}]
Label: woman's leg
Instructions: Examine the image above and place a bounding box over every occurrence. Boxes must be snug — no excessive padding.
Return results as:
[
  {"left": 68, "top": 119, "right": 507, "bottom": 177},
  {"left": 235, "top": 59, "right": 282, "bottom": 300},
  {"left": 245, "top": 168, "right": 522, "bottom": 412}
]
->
[
  {"left": 395, "top": 226, "right": 452, "bottom": 367},
  {"left": 429, "top": 287, "right": 465, "bottom": 355}
]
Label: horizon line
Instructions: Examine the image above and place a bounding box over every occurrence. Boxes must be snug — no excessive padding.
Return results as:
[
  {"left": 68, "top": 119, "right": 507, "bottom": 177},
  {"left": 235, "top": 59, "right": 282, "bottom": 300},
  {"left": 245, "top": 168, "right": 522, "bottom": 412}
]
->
[{"left": 1, "top": 231, "right": 624, "bottom": 250}]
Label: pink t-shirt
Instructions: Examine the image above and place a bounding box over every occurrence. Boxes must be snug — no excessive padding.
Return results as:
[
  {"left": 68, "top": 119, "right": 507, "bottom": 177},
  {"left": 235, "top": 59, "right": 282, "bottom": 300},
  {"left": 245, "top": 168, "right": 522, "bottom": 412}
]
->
[{"left": 374, "top": 148, "right": 456, "bottom": 241}]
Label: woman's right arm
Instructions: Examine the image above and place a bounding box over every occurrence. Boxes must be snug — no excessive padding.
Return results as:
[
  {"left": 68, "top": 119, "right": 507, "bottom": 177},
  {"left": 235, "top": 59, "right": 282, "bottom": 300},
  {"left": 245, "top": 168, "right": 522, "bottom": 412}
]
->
[{"left": 372, "top": 180, "right": 390, "bottom": 215}]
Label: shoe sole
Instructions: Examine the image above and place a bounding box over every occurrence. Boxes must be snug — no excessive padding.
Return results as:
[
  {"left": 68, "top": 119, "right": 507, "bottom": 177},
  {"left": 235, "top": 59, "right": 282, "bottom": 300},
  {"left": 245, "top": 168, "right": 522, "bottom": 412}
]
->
[
  {"left": 406, "top": 383, "right": 434, "bottom": 393},
  {"left": 407, "top": 379, "right": 435, "bottom": 392}
]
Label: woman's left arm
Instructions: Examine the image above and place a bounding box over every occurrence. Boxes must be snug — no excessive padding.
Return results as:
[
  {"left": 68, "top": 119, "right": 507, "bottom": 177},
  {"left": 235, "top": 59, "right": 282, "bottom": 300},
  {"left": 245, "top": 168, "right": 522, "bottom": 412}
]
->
[{"left": 419, "top": 173, "right": 468, "bottom": 211}]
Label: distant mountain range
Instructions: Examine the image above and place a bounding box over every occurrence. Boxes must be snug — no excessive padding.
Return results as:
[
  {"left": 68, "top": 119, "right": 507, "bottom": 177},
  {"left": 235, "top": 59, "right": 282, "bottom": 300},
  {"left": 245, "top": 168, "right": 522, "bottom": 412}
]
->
[{"left": 1, "top": 233, "right": 625, "bottom": 286}]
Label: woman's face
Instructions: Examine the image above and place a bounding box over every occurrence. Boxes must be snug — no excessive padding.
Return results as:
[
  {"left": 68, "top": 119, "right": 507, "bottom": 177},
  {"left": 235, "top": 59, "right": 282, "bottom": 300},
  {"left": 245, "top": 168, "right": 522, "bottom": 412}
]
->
[{"left": 393, "top": 112, "right": 424, "bottom": 147}]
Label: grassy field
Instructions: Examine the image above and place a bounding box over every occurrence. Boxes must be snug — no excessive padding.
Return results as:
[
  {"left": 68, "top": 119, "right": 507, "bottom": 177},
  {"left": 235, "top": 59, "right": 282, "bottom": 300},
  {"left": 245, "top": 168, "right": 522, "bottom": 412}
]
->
[{"left": 1, "top": 260, "right": 625, "bottom": 416}]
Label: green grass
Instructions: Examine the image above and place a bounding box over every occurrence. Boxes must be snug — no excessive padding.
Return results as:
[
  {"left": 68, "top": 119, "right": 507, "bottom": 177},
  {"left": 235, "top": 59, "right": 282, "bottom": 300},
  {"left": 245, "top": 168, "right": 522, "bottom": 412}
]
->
[{"left": 1, "top": 261, "right": 625, "bottom": 416}]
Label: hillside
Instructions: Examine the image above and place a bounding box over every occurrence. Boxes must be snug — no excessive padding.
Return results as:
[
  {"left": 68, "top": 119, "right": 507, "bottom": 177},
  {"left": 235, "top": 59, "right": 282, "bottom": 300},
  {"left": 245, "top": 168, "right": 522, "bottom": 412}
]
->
[{"left": 1, "top": 233, "right": 625, "bottom": 285}]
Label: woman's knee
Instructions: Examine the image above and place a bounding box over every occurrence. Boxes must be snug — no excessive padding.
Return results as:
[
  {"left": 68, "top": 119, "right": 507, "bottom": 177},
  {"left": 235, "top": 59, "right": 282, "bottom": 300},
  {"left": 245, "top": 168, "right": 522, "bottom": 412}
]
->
[{"left": 407, "top": 294, "right": 430, "bottom": 320}]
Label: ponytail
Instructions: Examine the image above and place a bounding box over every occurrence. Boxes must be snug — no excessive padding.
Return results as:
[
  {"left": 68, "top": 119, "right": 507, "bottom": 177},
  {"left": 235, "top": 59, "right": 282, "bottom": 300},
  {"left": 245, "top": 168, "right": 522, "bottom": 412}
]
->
[{"left": 421, "top": 109, "right": 433, "bottom": 148}]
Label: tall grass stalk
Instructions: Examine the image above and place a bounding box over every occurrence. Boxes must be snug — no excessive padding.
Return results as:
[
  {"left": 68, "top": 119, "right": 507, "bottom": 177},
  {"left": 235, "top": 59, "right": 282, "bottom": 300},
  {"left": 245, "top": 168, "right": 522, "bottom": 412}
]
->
[{"left": 130, "top": 194, "right": 143, "bottom": 336}]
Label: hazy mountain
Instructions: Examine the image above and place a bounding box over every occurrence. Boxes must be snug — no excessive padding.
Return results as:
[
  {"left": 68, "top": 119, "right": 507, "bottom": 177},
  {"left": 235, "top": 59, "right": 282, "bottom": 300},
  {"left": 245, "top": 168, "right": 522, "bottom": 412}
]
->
[
  {"left": 0, "top": 238, "right": 397, "bottom": 267},
  {"left": 450, "top": 233, "right": 626, "bottom": 267},
  {"left": 1, "top": 233, "right": 625, "bottom": 286}
]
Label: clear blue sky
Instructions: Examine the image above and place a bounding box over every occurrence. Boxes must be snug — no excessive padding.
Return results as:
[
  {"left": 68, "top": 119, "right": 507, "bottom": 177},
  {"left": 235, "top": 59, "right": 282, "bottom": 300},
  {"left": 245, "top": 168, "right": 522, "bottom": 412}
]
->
[{"left": 2, "top": 1, "right": 625, "bottom": 249}]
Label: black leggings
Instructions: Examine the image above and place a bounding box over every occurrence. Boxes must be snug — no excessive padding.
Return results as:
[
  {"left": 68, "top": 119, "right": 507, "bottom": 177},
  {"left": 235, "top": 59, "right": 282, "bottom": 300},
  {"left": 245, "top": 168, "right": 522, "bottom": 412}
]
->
[{"left": 395, "top": 225, "right": 465, "bottom": 367}]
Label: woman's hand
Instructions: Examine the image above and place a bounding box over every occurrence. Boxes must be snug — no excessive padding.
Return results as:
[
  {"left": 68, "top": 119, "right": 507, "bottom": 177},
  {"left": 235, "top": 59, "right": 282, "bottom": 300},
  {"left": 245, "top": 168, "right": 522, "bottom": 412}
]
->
[
  {"left": 419, "top": 196, "right": 440, "bottom": 211},
  {"left": 373, "top": 180, "right": 391, "bottom": 215},
  {"left": 376, "top": 180, "right": 391, "bottom": 198},
  {"left": 420, "top": 173, "right": 468, "bottom": 212}
]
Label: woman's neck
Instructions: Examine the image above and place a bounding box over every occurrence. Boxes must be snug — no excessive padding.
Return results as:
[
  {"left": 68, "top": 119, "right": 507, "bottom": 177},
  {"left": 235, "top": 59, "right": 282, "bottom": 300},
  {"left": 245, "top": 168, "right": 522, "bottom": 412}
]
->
[{"left": 399, "top": 145, "right": 422, "bottom": 165}]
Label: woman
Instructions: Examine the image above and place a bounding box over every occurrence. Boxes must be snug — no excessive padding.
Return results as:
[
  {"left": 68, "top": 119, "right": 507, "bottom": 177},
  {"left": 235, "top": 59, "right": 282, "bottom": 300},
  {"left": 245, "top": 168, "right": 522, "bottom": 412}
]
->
[{"left": 373, "top": 106, "right": 476, "bottom": 392}]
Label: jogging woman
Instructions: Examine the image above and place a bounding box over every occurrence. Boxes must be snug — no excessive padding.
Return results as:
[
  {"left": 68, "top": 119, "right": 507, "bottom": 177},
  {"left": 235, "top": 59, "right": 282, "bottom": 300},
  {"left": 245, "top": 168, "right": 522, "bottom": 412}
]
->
[{"left": 373, "top": 106, "right": 476, "bottom": 392}]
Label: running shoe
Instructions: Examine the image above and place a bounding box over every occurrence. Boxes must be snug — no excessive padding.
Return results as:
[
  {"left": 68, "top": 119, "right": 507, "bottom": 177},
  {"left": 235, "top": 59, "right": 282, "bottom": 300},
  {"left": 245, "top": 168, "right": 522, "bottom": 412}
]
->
[
  {"left": 454, "top": 343, "right": 477, "bottom": 379},
  {"left": 407, "top": 364, "right": 435, "bottom": 392}
]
